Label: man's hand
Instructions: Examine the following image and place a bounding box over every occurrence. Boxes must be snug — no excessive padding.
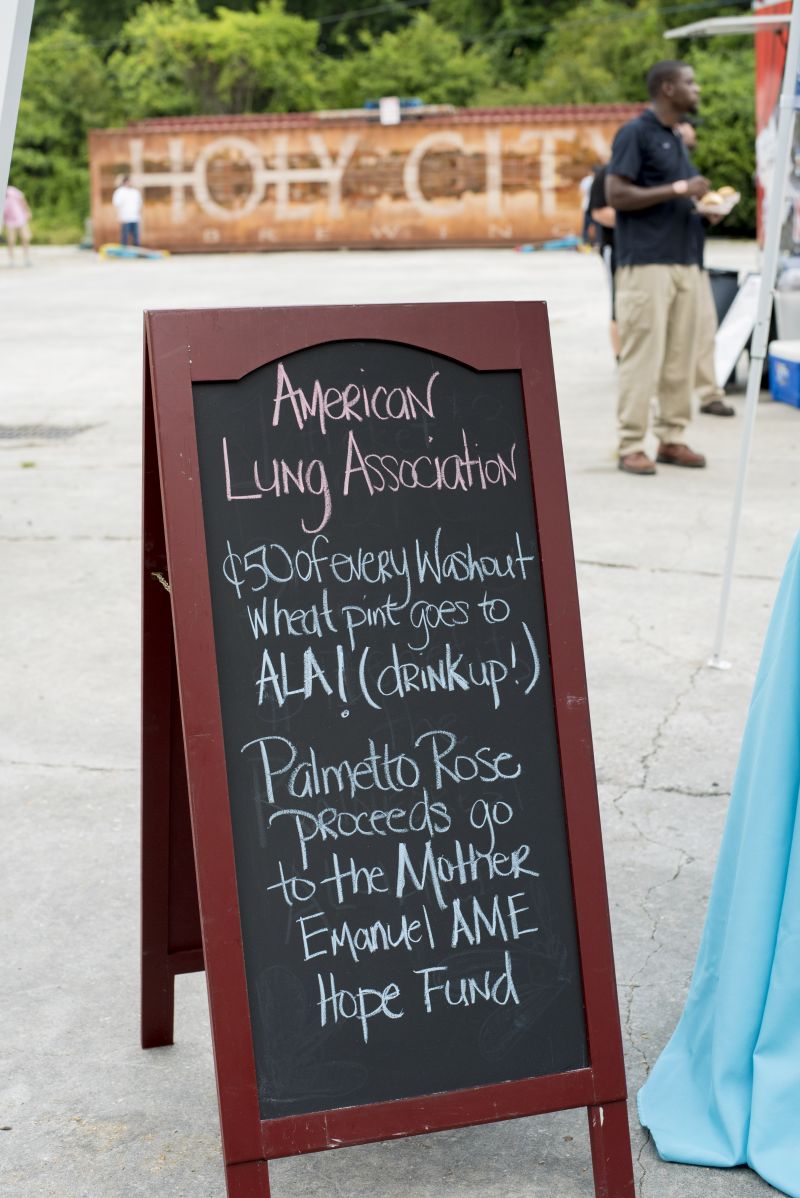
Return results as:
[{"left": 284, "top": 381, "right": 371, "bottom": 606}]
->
[
  {"left": 591, "top": 205, "right": 616, "bottom": 229},
  {"left": 608, "top": 172, "right": 710, "bottom": 211},
  {"left": 686, "top": 175, "right": 711, "bottom": 199}
]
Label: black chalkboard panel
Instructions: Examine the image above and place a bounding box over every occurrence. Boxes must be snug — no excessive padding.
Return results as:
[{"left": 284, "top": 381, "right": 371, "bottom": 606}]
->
[{"left": 192, "top": 339, "right": 588, "bottom": 1120}]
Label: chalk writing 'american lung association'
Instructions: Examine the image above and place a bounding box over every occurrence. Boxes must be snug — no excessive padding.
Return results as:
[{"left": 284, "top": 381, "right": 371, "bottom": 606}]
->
[{"left": 221, "top": 364, "right": 520, "bottom": 531}]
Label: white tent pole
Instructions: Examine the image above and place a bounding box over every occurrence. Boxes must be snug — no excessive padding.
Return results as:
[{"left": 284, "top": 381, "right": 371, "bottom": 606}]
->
[
  {"left": 0, "top": 0, "right": 35, "bottom": 200},
  {"left": 709, "top": 0, "right": 800, "bottom": 669}
]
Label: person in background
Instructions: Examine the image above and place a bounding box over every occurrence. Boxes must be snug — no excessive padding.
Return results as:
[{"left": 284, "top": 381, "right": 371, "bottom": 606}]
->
[
  {"left": 676, "top": 120, "right": 735, "bottom": 417},
  {"left": 607, "top": 60, "right": 710, "bottom": 476},
  {"left": 579, "top": 170, "right": 596, "bottom": 244},
  {"left": 112, "top": 175, "right": 142, "bottom": 247},
  {"left": 588, "top": 162, "right": 621, "bottom": 359},
  {"left": 3, "top": 185, "right": 32, "bottom": 266}
]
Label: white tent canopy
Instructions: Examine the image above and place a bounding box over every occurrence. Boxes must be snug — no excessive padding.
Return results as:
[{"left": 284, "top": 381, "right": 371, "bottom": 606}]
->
[
  {"left": 665, "top": 13, "right": 789, "bottom": 39},
  {"left": 0, "top": 0, "right": 35, "bottom": 200},
  {"left": 666, "top": 4, "right": 799, "bottom": 667}
]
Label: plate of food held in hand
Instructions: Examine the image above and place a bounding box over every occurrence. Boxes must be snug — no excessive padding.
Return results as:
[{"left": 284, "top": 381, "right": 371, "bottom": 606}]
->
[{"left": 695, "top": 185, "right": 740, "bottom": 217}]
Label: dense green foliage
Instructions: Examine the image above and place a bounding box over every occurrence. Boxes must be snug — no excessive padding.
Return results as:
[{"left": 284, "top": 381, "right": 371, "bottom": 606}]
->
[
  {"left": 109, "top": 0, "right": 325, "bottom": 117},
  {"left": 684, "top": 43, "right": 758, "bottom": 232},
  {"left": 13, "top": 17, "right": 114, "bottom": 240},
  {"left": 14, "top": 0, "right": 756, "bottom": 240}
]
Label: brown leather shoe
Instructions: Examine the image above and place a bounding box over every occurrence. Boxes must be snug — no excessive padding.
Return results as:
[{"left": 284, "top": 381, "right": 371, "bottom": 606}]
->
[
  {"left": 618, "top": 451, "right": 656, "bottom": 475},
  {"left": 656, "top": 442, "right": 706, "bottom": 468},
  {"left": 700, "top": 398, "right": 735, "bottom": 417}
]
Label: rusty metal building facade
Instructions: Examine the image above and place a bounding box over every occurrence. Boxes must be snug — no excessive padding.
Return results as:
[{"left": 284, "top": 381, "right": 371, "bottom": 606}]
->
[{"left": 88, "top": 105, "right": 640, "bottom": 251}]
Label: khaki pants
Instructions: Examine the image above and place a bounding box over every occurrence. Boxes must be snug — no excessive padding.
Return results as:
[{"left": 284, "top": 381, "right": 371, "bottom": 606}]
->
[
  {"left": 694, "top": 269, "right": 724, "bottom": 403},
  {"left": 616, "top": 263, "right": 699, "bottom": 456}
]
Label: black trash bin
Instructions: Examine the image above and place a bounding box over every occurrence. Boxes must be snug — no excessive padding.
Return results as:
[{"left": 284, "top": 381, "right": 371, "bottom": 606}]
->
[
  {"left": 708, "top": 268, "right": 776, "bottom": 387},
  {"left": 708, "top": 267, "right": 740, "bottom": 324}
]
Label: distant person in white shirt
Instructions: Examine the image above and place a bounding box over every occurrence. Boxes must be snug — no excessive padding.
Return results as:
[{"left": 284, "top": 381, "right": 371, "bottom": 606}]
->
[{"left": 111, "top": 176, "right": 142, "bottom": 246}]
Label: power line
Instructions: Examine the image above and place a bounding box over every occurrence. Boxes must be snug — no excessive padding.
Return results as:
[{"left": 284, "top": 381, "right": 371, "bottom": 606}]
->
[
  {"left": 463, "top": 0, "right": 753, "bottom": 45},
  {"left": 317, "top": 0, "right": 429, "bottom": 25}
]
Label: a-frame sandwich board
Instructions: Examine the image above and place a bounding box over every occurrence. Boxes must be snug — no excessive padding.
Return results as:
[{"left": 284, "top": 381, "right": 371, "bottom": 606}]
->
[{"left": 141, "top": 302, "right": 635, "bottom": 1198}]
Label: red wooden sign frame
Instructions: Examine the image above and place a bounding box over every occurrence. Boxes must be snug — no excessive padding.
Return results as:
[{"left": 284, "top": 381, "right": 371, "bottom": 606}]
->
[{"left": 141, "top": 302, "right": 634, "bottom": 1197}]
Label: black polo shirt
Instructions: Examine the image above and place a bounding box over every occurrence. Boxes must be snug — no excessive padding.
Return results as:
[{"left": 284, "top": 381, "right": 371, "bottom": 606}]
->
[{"left": 609, "top": 108, "right": 698, "bottom": 267}]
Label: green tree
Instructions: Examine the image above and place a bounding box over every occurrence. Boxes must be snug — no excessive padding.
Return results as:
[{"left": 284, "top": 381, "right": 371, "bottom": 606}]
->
[
  {"left": 31, "top": 0, "right": 140, "bottom": 45},
  {"left": 430, "top": 0, "right": 585, "bottom": 88},
  {"left": 109, "top": 0, "right": 324, "bottom": 117},
  {"left": 326, "top": 12, "right": 493, "bottom": 108},
  {"left": 656, "top": 0, "right": 750, "bottom": 19},
  {"left": 528, "top": 0, "right": 665, "bottom": 104},
  {"left": 11, "top": 17, "right": 113, "bottom": 240},
  {"left": 429, "top": 0, "right": 586, "bottom": 48},
  {"left": 288, "top": 0, "right": 421, "bottom": 48},
  {"left": 209, "top": 3, "right": 324, "bottom": 112},
  {"left": 686, "top": 41, "right": 756, "bottom": 234}
]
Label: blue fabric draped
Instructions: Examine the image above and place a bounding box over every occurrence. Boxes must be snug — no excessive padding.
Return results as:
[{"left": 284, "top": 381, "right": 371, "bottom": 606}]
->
[{"left": 638, "top": 534, "right": 800, "bottom": 1197}]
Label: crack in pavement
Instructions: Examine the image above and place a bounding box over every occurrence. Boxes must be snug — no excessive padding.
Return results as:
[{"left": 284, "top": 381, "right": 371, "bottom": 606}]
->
[
  {"left": 0, "top": 534, "right": 138, "bottom": 543},
  {"left": 576, "top": 557, "right": 780, "bottom": 583},
  {"left": 637, "top": 1130, "right": 652, "bottom": 1196},
  {"left": 640, "top": 662, "right": 704, "bottom": 792},
  {"left": 0, "top": 757, "right": 136, "bottom": 773},
  {"left": 620, "top": 980, "right": 650, "bottom": 1079},
  {"left": 651, "top": 784, "right": 730, "bottom": 798},
  {"left": 638, "top": 845, "right": 696, "bottom": 972},
  {"left": 626, "top": 609, "right": 677, "bottom": 663},
  {"left": 604, "top": 661, "right": 707, "bottom": 1163},
  {"left": 607, "top": 781, "right": 729, "bottom": 805}
]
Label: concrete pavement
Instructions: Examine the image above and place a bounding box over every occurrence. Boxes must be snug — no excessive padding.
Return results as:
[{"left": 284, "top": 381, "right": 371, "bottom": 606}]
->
[{"left": 1, "top": 240, "right": 798, "bottom": 1197}]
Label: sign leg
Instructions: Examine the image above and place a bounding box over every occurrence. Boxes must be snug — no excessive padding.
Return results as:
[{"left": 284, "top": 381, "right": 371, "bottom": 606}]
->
[
  {"left": 141, "top": 561, "right": 179, "bottom": 1046},
  {"left": 141, "top": 349, "right": 204, "bottom": 1048},
  {"left": 141, "top": 351, "right": 178, "bottom": 1047},
  {"left": 588, "top": 1100, "right": 635, "bottom": 1197},
  {"left": 141, "top": 627, "right": 205, "bottom": 1044},
  {"left": 141, "top": 622, "right": 184, "bottom": 1044},
  {"left": 226, "top": 1161, "right": 271, "bottom": 1197}
]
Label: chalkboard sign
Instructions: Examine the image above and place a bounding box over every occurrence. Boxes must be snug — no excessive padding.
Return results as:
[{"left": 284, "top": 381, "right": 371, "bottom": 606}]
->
[{"left": 141, "top": 304, "right": 633, "bottom": 1198}]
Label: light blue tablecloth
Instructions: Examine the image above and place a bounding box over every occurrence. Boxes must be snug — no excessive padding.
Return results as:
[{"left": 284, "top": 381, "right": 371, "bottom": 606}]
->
[{"left": 638, "top": 534, "right": 800, "bottom": 1197}]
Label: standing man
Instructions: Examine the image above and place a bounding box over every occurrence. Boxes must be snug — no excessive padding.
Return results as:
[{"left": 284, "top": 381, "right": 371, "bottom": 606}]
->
[
  {"left": 111, "top": 174, "right": 142, "bottom": 247},
  {"left": 608, "top": 60, "right": 710, "bottom": 475},
  {"left": 676, "top": 120, "right": 735, "bottom": 418}
]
